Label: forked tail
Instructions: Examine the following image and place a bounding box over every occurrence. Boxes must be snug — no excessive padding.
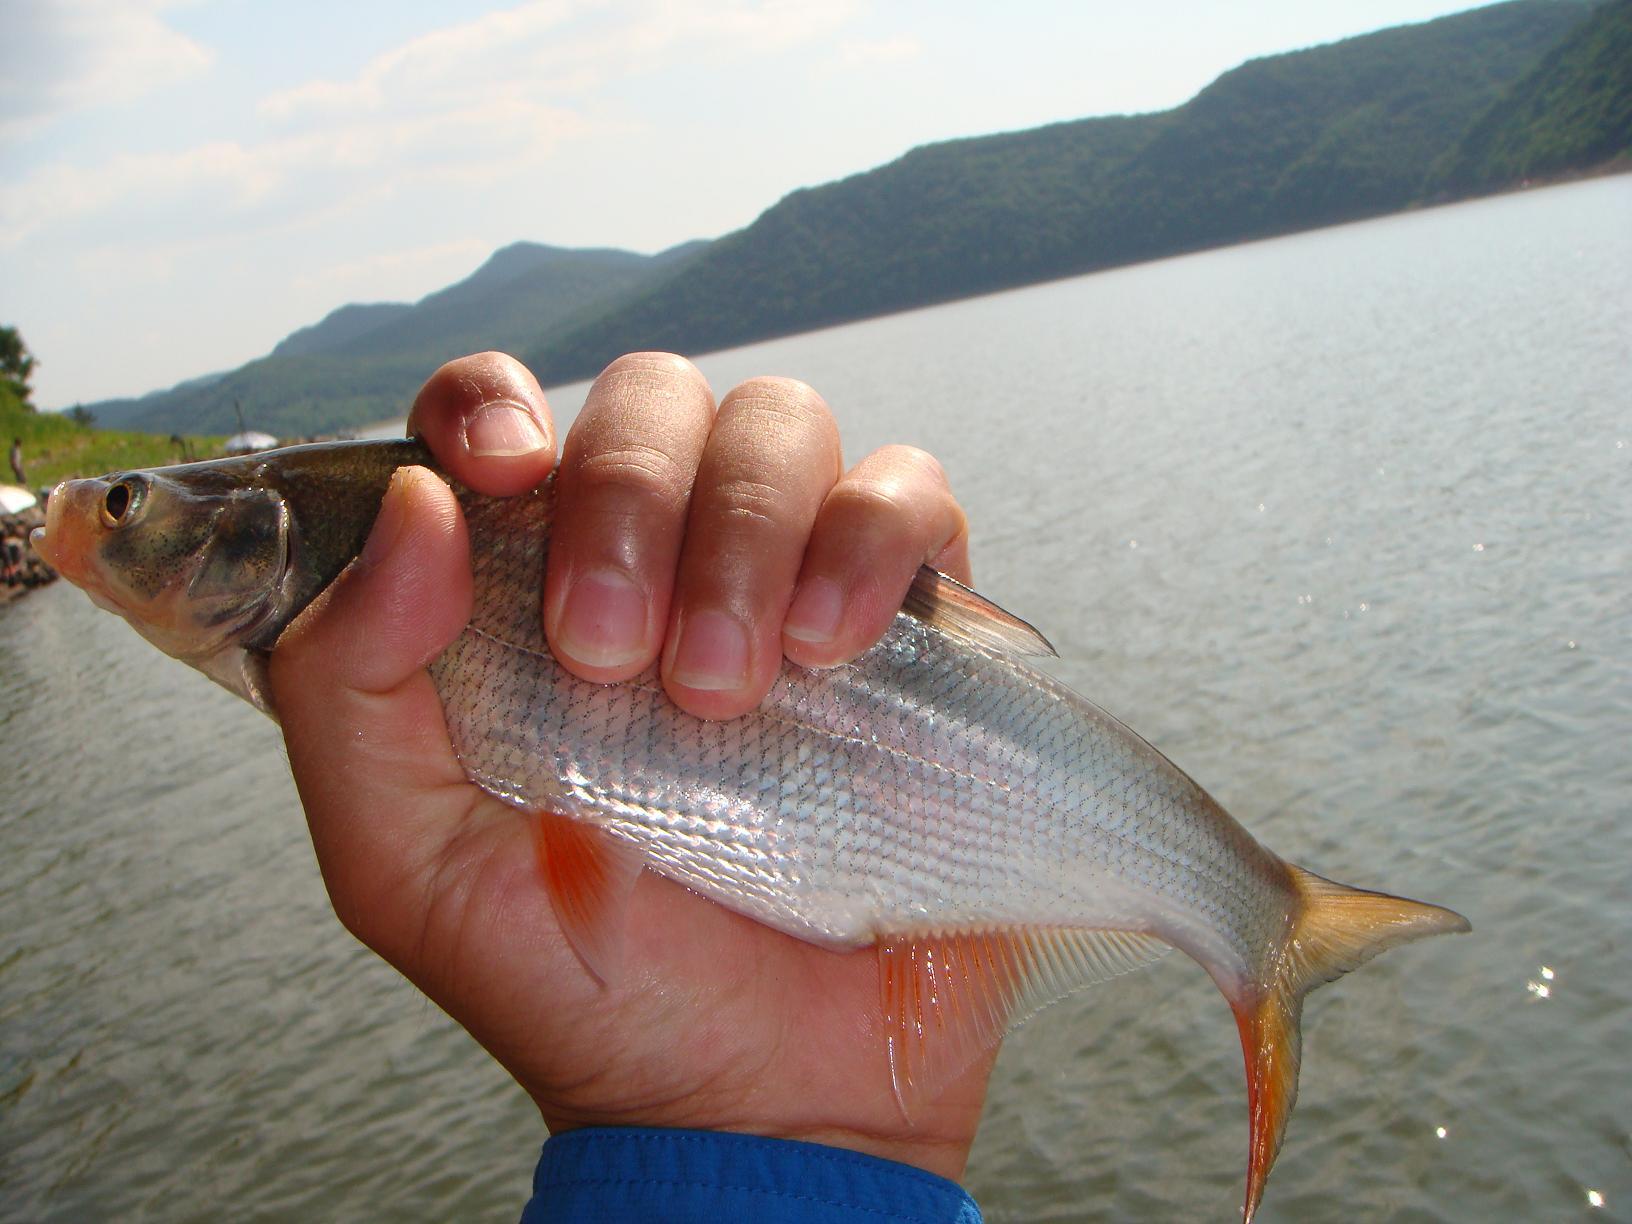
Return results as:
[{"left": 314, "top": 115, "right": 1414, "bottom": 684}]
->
[{"left": 1233, "top": 865, "right": 1469, "bottom": 1222}]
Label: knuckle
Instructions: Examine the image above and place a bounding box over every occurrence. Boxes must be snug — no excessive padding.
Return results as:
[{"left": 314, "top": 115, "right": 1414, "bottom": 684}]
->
[
  {"left": 874, "top": 444, "right": 948, "bottom": 487},
  {"left": 601, "top": 350, "right": 695, "bottom": 377},
  {"left": 708, "top": 477, "right": 785, "bottom": 531},
  {"left": 723, "top": 377, "right": 833, "bottom": 430},
  {"left": 571, "top": 443, "right": 690, "bottom": 506},
  {"left": 828, "top": 450, "right": 966, "bottom": 558},
  {"left": 597, "top": 351, "right": 703, "bottom": 391},
  {"left": 829, "top": 478, "right": 917, "bottom": 525}
]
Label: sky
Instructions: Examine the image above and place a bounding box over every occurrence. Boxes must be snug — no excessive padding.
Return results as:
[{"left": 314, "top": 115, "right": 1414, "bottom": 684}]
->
[{"left": 2, "top": 0, "right": 1494, "bottom": 410}]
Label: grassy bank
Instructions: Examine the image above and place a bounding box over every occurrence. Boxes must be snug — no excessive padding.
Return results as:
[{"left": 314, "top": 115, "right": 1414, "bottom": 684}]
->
[{"left": 2, "top": 386, "right": 224, "bottom": 490}]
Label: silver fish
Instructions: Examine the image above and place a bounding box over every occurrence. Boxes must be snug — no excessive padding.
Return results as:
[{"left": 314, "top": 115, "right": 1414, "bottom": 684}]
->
[{"left": 35, "top": 439, "right": 1469, "bottom": 1220}]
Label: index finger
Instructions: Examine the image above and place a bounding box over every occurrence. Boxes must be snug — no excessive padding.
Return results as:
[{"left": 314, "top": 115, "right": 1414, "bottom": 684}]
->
[{"left": 406, "top": 351, "right": 557, "bottom": 495}]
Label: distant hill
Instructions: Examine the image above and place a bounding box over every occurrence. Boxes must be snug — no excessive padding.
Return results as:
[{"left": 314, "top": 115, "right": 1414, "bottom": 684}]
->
[
  {"left": 273, "top": 302, "right": 414, "bottom": 359},
  {"left": 87, "top": 0, "right": 1623, "bottom": 437},
  {"left": 91, "top": 241, "right": 708, "bottom": 436},
  {"left": 313, "top": 242, "right": 708, "bottom": 361}
]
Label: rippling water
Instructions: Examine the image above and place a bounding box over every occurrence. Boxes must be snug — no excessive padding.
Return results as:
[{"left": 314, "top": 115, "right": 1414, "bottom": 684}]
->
[{"left": 4, "top": 176, "right": 1628, "bottom": 1221}]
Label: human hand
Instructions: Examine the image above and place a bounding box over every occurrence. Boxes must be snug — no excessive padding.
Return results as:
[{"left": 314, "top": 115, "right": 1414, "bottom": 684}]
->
[{"left": 267, "top": 352, "right": 990, "bottom": 1178}]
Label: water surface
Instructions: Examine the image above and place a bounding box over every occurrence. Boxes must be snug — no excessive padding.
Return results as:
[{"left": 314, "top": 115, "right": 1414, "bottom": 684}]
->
[{"left": 3, "top": 176, "right": 1628, "bottom": 1221}]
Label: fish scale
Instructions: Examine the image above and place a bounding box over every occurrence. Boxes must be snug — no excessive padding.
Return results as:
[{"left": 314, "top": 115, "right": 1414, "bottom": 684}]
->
[{"left": 437, "top": 480, "right": 1292, "bottom": 967}]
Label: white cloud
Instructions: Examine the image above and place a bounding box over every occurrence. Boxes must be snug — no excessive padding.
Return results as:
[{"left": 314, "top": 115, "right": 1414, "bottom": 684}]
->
[
  {"left": 835, "top": 35, "right": 921, "bottom": 70},
  {"left": 0, "top": 99, "right": 587, "bottom": 247},
  {"left": 259, "top": 1, "right": 582, "bottom": 122},
  {"left": 259, "top": 0, "right": 858, "bottom": 123},
  {"left": 0, "top": 0, "right": 212, "bottom": 142},
  {"left": 3, "top": 0, "right": 860, "bottom": 247}
]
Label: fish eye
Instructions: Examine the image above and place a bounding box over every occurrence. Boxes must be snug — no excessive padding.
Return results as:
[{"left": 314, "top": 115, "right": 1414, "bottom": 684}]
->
[{"left": 100, "top": 477, "right": 146, "bottom": 529}]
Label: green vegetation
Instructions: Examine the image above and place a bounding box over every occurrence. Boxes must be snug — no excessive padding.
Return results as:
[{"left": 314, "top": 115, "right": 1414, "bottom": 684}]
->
[
  {"left": 1432, "top": 0, "right": 1632, "bottom": 191},
  {"left": 82, "top": 0, "right": 1624, "bottom": 439},
  {"left": 3, "top": 381, "right": 221, "bottom": 490},
  {"left": 2, "top": 327, "right": 37, "bottom": 406}
]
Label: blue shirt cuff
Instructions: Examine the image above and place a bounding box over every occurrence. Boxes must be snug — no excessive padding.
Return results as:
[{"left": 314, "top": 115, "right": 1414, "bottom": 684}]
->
[{"left": 520, "top": 1127, "right": 983, "bottom": 1224}]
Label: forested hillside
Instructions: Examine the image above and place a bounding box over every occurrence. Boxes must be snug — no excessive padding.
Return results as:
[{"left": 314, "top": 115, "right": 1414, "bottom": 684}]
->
[{"left": 1432, "top": 0, "right": 1631, "bottom": 191}]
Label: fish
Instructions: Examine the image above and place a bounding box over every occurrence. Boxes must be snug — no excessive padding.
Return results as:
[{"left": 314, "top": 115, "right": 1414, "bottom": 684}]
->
[{"left": 34, "top": 438, "right": 1469, "bottom": 1220}]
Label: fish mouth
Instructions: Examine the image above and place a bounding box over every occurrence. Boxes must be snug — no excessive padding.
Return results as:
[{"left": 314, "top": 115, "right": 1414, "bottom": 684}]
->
[
  {"left": 33, "top": 478, "right": 111, "bottom": 596},
  {"left": 28, "top": 525, "right": 54, "bottom": 568},
  {"left": 33, "top": 480, "right": 78, "bottom": 574}
]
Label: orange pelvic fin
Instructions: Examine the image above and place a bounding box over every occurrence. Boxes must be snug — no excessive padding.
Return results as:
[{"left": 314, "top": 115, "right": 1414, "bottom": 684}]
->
[
  {"left": 1234, "top": 866, "right": 1470, "bottom": 1222},
  {"left": 878, "top": 926, "right": 1166, "bottom": 1115},
  {"left": 530, "top": 810, "right": 646, "bottom": 984}
]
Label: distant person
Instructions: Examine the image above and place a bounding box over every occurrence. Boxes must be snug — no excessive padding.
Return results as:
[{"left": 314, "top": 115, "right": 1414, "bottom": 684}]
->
[
  {"left": 8, "top": 437, "right": 22, "bottom": 485},
  {"left": 2, "top": 532, "right": 23, "bottom": 584}
]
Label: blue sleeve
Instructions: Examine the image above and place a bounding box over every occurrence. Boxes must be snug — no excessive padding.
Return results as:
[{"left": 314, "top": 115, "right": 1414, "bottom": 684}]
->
[{"left": 519, "top": 1127, "right": 984, "bottom": 1224}]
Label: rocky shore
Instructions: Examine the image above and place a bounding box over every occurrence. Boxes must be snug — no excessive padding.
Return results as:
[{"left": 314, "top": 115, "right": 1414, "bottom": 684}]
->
[{"left": 1, "top": 505, "right": 55, "bottom": 603}]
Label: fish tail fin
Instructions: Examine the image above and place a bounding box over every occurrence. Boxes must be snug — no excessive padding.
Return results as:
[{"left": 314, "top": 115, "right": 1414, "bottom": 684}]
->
[{"left": 1233, "top": 865, "right": 1470, "bottom": 1223}]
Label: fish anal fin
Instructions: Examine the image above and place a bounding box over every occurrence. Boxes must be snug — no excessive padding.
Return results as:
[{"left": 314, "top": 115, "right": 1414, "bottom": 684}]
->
[
  {"left": 1232, "top": 865, "right": 1470, "bottom": 1222},
  {"left": 903, "top": 567, "right": 1057, "bottom": 658},
  {"left": 878, "top": 925, "right": 1166, "bottom": 1116},
  {"left": 1233, "top": 979, "right": 1304, "bottom": 1224},
  {"left": 530, "top": 811, "right": 646, "bottom": 985}
]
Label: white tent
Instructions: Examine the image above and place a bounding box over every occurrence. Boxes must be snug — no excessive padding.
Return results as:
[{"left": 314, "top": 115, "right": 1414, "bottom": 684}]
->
[
  {"left": 224, "top": 431, "right": 279, "bottom": 454},
  {"left": 0, "top": 484, "right": 37, "bottom": 514}
]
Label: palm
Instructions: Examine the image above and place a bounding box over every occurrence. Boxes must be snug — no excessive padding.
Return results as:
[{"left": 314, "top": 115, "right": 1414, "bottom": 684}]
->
[{"left": 274, "top": 658, "right": 992, "bottom": 1177}]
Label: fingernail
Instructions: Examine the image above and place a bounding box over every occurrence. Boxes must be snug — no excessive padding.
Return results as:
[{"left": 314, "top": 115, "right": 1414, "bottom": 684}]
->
[
  {"left": 783, "top": 576, "right": 844, "bottom": 644},
  {"left": 670, "top": 609, "right": 749, "bottom": 691},
  {"left": 359, "top": 468, "right": 412, "bottom": 569},
  {"left": 557, "top": 568, "right": 647, "bottom": 669},
  {"left": 463, "top": 400, "right": 547, "bottom": 457}
]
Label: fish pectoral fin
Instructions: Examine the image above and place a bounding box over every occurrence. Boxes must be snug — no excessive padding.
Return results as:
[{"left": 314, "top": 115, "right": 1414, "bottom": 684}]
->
[
  {"left": 191, "top": 647, "right": 277, "bottom": 719},
  {"left": 1231, "top": 866, "right": 1470, "bottom": 1223},
  {"left": 878, "top": 925, "right": 1166, "bottom": 1116},
  {"left": 530, "top": 810, "right": 646, "bottom": 986},
  {"left": 902, "top": 567, "right": 1058, "bottom": 657}
]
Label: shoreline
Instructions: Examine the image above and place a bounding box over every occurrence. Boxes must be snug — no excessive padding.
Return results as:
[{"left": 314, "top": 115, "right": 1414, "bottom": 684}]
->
[
  {"left": 1, "top": 506, "right": 56, "bottom": 605},
  {"left": 0, "top": 574, "right": 56, "bottom": 606}
]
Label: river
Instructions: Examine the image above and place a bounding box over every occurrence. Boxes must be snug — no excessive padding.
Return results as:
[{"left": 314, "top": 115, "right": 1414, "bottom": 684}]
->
[{"left": 3, "top": 174, "right": 1628, "bottom": 1221}]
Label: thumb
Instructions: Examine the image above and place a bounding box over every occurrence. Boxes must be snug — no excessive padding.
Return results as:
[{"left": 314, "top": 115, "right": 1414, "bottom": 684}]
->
[{"left": 268, "top": 465, "right": 476, "bottom": 949}]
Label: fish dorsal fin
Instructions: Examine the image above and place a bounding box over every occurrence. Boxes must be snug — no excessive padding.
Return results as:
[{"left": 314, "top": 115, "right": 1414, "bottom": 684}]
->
[
  {"left": 531, "top": 810, "right": 647, "bottom": 984},
  {"left": 902, "top": 567, "right": 1057, "bottom": 658},
  {"left": 878, "top": 926, "right": 1167, "bottom": 1114}
]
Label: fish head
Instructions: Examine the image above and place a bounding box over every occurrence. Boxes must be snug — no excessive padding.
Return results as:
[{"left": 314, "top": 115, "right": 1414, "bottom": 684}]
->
[
  {"left": 33, "top": 439, "right": 430, "bottom": 714},
  {"left": 34, "top": 465, "right": 294, "bottom": 664}
]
